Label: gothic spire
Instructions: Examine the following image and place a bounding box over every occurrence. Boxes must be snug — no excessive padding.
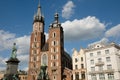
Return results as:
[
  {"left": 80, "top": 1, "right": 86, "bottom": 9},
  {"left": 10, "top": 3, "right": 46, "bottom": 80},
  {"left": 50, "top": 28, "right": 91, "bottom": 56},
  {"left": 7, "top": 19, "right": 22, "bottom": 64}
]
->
[
  {"left": 34, "top": 1, "right": 44, "bottom": 23},
  {"left": 37, "top": 0, "right": 41, "bottom": 17}
]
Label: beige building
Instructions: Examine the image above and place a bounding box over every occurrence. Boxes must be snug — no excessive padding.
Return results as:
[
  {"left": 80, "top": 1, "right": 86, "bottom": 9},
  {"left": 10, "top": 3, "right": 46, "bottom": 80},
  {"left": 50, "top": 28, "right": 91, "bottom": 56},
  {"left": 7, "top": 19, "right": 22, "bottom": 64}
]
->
[
  {"left": 72, "top": 48, "right": 87, "bottom": 80},
  {"left": 28, "top": 2, "right": 72, "bottom": 80},
  {"left": 0, "top": 70, "right": 5, "bottom": 80},
  {"left": 18, "top": 70, "right": 27, "bottom": 80}
]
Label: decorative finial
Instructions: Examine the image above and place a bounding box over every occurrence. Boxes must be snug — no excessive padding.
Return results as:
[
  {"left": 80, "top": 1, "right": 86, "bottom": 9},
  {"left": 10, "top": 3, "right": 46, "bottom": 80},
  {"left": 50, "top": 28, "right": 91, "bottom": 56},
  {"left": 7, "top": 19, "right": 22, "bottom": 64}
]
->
[{"left": 54, "top": 12, "right": 59, "bottom": 23}]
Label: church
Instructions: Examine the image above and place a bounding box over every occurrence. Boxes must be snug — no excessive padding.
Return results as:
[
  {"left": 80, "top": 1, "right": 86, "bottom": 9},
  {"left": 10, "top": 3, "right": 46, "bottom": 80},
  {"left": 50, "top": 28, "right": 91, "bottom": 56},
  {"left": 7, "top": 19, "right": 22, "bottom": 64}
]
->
[{"left": 28, "top": 2, "right": 72, "bottom": 80}]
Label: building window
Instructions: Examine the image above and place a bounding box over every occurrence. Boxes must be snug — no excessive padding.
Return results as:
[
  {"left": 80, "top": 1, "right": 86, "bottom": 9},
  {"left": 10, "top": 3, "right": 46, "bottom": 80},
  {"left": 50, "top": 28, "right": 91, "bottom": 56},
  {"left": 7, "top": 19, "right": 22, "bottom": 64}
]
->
[
  {"left": 108, "top": 73, "right": 114, "bottom": 80},
  {"left": 53, "top": 32, "right": 56, "bottom": 38},
  {"left": 99, "top": 74, "right": 105, "bottom": 80},
  {"left": 34, "top": 37, "right": 37, "bottom": 42},
  {"left": 81, "top": 73, "right": 85, "bottom": 79},
  {"left": 52, "top": 41, "right": 56, "bottom": 46},
  {"left": 105, "top": 50, "right": 109, "bottom": 54},
  {"left": 107, "top": 65, "right": 112, "bottom": 70},
  {"left": 75, "top": 58, "right": 78, "bottom": 63},
  {"left": 90, "top": 60, "right": 94, "bottom": 64},
  {"left": 75, "top": 65, "right": 78, "bottom": 69},
  {"left": 97, "top": 51, "right": 101, "bottom": 55},
  {"left": 106, "top": 57, "right": 111, "bottom": 62},
  {"left": 53, "top": 75, "right": 56, "bottom": 80},
  {"left": 98, "top": 58, "right": 102, "bottom": 62},
  {"left": 53, "top": 62, "right": 56, "bottom": 66},
  {"left": 54, "top": 41, "right": 56, "bottom": 46},
  {"left": 53, "top": 55, "right": 56, "bottom": 60},
  {"left": 41, "top": 54, "right": 48, "bottom": 65},
  {"left": 34, "top": 50, "right": 36, "bottom": 54},
  {"left": 75, "top": 72, "right": 79, "bottom": 80},
  {"left": 99, "top": 66, "right": 103, "bottom": 71},
  {"left": 91, "top": 74, "right": 97, "bottom": 80},
  {"left": 81, "top": 57, "right": 83, "bottom": 61},
  {"left": 91, "top": 67, "right": 95, "bottom": 71},
  {"left": 34, "top": 43, "right": 37, "bottom": 48},
  {"left": 54, "top": 47, "right": 56, "bottom": 53},
  {"left": 33, "top": 56, "right": 36, "bottom": 61},
  {"left": 33, "top": 63, "right": 36, "bottom": 68},
  {"left": 81, "top": 64, "right": 84, "bottom": 69},
  {"left": 90, "top": 53, "right": 93, "bottom": 57}
]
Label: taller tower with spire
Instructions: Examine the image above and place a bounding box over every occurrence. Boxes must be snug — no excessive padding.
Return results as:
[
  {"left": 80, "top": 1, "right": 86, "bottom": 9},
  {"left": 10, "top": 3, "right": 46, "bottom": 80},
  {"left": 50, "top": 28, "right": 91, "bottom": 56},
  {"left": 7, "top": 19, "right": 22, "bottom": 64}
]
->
[
  {"left": 28, "top": 2, "right": 72, "bottom": 80},
  {"left": 28, "top": 2, "right": 46, "bottom": 80}
]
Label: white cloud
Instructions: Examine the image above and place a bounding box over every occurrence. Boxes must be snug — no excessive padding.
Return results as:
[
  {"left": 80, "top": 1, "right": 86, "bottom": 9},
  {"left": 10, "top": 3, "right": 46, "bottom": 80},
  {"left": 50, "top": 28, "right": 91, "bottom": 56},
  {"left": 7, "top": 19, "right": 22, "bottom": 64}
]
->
[
  {"left": 105, "top": 24, "right": 120, "bottom": 38},
  {"left": 18, "top": 54, "right": 29, "bottom": 70},
  {"left": 62, "top": 16, "right": 106, "bottom": 41},
  {"left": 0, "top": 30, "right": 15, "bottom": 51},
  {"left": 62, "top": 1, "right": 75, "bottom": 19},
  {"left": 0, "top": 57, "right": 8, "bottom": 71},
  {"left": 15, "top": 35, "right": 30, "bottom": 55},
  {"left": 18, "top": 55, "right": 29, "bottom": 63}
]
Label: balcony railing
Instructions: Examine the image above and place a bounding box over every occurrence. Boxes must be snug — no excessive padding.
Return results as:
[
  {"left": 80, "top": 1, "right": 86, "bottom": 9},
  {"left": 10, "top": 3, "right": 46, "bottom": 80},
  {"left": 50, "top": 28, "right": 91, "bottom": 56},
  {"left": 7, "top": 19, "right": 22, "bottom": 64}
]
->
[
  {"left": 89, "top": 69, "right": 114, "bottom": 74},
  {"left": 95, "top": 61, "right": 104, "bottom": 66}
]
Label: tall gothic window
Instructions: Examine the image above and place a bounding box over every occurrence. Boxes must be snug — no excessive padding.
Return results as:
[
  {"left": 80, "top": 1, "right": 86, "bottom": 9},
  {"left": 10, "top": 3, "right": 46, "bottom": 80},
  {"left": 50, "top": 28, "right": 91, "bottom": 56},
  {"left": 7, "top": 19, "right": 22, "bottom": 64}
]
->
[{"left": 41, "top": 54, "right": 48, "bottom": 66}]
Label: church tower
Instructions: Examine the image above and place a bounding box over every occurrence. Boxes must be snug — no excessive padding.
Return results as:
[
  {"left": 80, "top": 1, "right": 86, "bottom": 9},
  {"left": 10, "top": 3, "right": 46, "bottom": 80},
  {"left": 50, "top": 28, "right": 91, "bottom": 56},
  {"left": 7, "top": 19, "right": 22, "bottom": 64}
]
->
[
  {"left": 48, "top": 13, "right": 64, "bottom": 80},
  {"left": 28, "top": 3, "right": 46, "bottom": 80},
  {"left": 28, "top": 2, "right": 72, "bottom": 80}
]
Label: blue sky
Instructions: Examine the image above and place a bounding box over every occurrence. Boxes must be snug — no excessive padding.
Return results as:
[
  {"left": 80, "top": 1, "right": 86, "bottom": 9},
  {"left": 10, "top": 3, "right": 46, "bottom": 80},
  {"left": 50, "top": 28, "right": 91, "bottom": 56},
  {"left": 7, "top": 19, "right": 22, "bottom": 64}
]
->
[{"left": 0, "top": 0, "right": 120, "bottom": 71}]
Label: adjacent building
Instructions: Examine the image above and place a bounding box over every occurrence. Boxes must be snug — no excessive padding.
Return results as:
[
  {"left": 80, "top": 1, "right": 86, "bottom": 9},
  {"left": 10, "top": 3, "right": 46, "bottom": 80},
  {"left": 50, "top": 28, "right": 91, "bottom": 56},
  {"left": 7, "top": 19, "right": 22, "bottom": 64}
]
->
[
  {"left": 28, "top": 2, "right": 72, "bottom": 80},
  {"left": 86, "top": 42, "right": 120, "bottom": 80},
  {"left": 72, "top": 42, "right": 120, "bottom": 80},
  {"left": 0, "top": 70, "right": 5, "bottom": 79},
  {"left": 18, "top": 70, "right": 27, "bottom": 80},
  {"left": 72, "top": 48, "right": 87, "bottom": 80}
]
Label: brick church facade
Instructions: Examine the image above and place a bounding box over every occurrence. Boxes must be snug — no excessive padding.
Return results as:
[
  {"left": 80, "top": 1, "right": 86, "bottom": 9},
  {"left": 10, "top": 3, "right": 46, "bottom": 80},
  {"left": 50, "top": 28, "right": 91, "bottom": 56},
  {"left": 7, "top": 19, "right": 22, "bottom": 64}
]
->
[{"left": 28, "top": 3, "right": 72, "bottom": 80}]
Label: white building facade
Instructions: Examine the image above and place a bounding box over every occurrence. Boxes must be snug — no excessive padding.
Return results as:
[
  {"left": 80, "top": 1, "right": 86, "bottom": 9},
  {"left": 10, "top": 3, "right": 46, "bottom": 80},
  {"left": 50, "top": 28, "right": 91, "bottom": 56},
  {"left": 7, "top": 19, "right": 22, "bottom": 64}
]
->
[
  {"left": 86, "top": 42, "right": 120, "bottom": 80},
  {"left": 72, "top": 48, "right": 87, "bottom": 80}
]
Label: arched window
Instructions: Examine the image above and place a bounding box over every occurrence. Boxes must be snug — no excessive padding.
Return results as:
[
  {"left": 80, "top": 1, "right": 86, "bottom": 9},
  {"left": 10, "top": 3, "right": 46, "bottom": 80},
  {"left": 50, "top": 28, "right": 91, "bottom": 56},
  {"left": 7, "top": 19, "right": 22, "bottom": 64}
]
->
[
  {"left": 53, "top": 32, "right": 56, "bottom": 38},
  {"left": 41, "top": 54, "right": 48, "bottom": 66}
]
